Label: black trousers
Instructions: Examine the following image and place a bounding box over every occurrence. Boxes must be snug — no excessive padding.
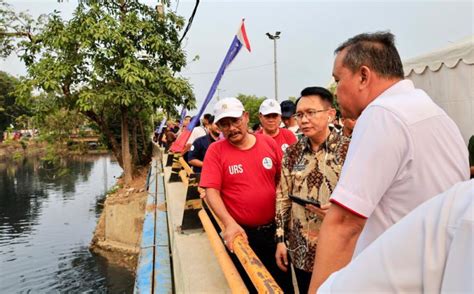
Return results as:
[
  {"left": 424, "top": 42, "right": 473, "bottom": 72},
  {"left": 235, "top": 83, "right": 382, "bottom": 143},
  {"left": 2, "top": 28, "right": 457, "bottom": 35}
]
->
[
  {"left": 293, "top": 266, "right": 312, "bottom": 294},
  {"left": 228, "top": 223, "right": 294, "bottom": 294}
]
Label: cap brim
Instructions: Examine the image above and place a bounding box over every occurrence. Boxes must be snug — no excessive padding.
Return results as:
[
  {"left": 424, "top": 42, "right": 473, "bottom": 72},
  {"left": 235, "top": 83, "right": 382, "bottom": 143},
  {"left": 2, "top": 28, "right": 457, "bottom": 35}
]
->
[
  {"left": 215, "top": 110, "right": 243, "bottom": 123},
  {"left": 281, "top": 111, "right": 294, "bottom": 118},
  {"left": 260, "top": 111, "right": 282, "bottom": 116}
]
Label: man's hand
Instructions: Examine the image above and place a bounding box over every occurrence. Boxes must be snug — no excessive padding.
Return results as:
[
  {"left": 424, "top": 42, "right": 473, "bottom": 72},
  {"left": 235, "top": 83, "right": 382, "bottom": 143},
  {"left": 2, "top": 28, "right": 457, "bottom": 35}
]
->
[
  {"left": 275, "top": 242, "right": 289, "bottom": 272},
  {"left": 308, "top": 203, "right": 367, "bottom": 293},
  {"left": 223, "top": 221, "right": 247, "bottom": 253},
  {"left": 306, "top": 203, "right": 331, "bottom": 218}
]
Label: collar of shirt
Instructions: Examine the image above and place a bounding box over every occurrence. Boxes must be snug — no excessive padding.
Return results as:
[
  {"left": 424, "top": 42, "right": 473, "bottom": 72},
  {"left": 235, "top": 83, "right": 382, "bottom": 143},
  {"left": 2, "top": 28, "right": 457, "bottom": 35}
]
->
[
  {"left": 301, "top": 129, "right": 339, "bottom": 154},
  {"left": 369, "top": 79, "right": 415, "bottom": 108}
]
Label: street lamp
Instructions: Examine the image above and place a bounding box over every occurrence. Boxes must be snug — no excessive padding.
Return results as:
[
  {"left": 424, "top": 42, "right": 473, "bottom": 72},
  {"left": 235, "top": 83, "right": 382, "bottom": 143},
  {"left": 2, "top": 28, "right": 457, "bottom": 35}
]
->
[{"left": 266, "top": 31, "right": 281, "bottom": 101}]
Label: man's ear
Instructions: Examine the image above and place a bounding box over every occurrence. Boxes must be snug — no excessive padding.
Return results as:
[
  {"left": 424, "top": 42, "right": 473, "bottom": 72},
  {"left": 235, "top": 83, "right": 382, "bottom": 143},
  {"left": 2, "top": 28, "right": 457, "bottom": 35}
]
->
[{"left": 359, "top": 66, "right": 371, "bottom": 89}]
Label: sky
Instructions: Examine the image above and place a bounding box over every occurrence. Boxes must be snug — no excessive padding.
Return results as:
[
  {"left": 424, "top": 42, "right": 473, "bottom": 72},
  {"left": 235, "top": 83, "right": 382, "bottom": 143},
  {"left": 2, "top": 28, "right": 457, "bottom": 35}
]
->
[{"left": 1, "top": 0, "right": 473, "bottom": 115}]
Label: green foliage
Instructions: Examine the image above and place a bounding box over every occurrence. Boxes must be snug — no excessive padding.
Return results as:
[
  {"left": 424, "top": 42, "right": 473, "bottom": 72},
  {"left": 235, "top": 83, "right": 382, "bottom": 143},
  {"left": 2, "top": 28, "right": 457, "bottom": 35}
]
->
[
  {"left": 107, "top": 184, "right": 120, "bottom": 195},
  {"left": 327, "top": 81, "right": 341, "bottom": 117},
  {"left": 6, "top": 1, "right": 196, "bottom": 178},
  {"left": 39, "top": 107, "right": 88, "bottom": 145},
  {"left": 0, "top": 0, "right": 46, "bottom": 58},
  {"left": 0, "top": 71, "right": 32, "bottom": 133},
  {"left": 12, "top": 150, "right": 23, "bottom": 160},
  {"left": 236, "top": 93, "right": 267, "bottom": 127},
  {"left": 19, "top": 139, "right": 27, "bottom": 150}
]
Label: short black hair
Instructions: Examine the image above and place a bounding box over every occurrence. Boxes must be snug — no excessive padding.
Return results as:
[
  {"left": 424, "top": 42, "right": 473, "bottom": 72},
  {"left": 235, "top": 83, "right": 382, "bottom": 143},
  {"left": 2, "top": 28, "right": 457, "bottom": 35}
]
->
[
  {"left": 335, "top": 31, "right": 404, "bottom": 79},
  {"left": 252, "top": 122, "right": 261, "bottom": 131},
  {"left": 296, "top": 86, "right": 334, "bottom": 107},
  {"left": 203, "top": 113, "right": 212, "bottom": 121},
  {"left": 207, "top": 115, "right": 215, "bottom": 124}
]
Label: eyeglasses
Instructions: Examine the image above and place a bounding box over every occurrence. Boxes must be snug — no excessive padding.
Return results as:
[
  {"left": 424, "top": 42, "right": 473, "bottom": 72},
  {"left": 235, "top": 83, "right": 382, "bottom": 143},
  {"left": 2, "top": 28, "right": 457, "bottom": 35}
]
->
[
  {"left": 293, "top": 109, "right": 330, "bottom": 121},
  {"left": 217, "top": 117, "right": 244, "bottom": 131}
]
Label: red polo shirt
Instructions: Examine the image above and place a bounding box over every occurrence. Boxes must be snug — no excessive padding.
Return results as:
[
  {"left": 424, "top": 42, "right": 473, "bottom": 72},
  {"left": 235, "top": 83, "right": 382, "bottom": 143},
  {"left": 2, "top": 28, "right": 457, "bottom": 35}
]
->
[
  {"left": 256, "top": 128, "right": 297, "bottom": 152},
  {"left": 200, "top": 134, "right": 282, "bottom": 227}
]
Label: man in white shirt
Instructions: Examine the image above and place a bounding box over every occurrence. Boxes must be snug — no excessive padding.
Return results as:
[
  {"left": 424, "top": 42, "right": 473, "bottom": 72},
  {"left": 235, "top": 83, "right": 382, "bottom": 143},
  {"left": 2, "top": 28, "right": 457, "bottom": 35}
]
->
[
  {"left": 319, "top": 180, "right": 474, "bottom": 293},
  {"left": 181, "top": 115, "right": 207, "bottom": 158},
  {"left": 308, "top": 31, "right": 470, "bottom": 292}
]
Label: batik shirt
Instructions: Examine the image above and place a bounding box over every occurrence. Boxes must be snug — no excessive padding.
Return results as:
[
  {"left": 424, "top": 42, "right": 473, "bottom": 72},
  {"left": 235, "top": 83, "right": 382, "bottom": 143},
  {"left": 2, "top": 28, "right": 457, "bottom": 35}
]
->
[{"left": 275, "top": 130, "right": 350, "bottom": 272}]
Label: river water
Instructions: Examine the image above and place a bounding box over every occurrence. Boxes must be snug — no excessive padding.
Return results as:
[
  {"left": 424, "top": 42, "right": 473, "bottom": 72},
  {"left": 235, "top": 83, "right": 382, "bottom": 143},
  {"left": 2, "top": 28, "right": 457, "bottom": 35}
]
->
[{"left": 0, "top": 155, "right": 135, "bottom": 293}]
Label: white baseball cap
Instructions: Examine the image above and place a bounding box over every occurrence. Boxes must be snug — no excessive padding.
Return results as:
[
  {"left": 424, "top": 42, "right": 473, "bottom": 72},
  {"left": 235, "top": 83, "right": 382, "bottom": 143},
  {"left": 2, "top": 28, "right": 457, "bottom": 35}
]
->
[
  {"left": 213, "top": 97, "right": 245, "bottom": 123},
  {"left": 259, "top": 99, "right": 282, "bottom": 115}
]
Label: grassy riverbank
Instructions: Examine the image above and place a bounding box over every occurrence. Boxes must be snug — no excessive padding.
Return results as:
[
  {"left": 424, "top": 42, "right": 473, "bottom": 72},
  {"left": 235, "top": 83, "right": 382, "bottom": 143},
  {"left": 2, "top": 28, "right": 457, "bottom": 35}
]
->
[
  {"left": 0, "top": 140, "right": 47, "bottom": 161},
  {"left": 0, "top": 139, "right": 109, "bottom": 161}
]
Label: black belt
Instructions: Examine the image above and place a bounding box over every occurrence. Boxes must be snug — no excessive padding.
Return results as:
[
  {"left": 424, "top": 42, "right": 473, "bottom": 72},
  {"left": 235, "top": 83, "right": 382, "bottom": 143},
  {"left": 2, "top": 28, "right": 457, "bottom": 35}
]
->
[{"left": 241, "top": 222, "right": 275, "bottom": 232}]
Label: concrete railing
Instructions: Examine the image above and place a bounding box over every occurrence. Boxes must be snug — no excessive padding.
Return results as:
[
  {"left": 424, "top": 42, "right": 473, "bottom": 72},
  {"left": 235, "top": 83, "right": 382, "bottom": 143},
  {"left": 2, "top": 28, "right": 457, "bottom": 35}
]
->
[{"left": 134, "top": 147, "right": 173, "bottom": 294}]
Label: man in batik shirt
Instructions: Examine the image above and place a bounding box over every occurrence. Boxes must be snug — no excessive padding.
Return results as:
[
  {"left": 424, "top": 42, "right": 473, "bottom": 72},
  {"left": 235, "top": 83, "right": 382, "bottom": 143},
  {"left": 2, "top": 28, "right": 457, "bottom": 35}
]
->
[{"left": 275, "top": 87, "right": 350, "bottom": 294}]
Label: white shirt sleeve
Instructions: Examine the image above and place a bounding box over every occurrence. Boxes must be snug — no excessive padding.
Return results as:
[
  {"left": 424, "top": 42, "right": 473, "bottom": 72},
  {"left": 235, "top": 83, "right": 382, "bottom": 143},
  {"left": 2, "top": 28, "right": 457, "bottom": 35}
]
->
[
  {"left": 186, "top": 127, "right": 206, "bottom": 145},
  {"left": 331, "top": 106, "right": 412, "bottom": 217},
  {"left": 319, "top": 180, "right": 474, "bottom": 294}
]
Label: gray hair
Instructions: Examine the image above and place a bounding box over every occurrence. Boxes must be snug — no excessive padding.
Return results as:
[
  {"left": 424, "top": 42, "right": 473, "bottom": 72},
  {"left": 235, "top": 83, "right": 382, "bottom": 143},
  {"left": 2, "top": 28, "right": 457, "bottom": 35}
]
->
[{"left": 335, "top": 31, "right": 404, "bottom": 79}]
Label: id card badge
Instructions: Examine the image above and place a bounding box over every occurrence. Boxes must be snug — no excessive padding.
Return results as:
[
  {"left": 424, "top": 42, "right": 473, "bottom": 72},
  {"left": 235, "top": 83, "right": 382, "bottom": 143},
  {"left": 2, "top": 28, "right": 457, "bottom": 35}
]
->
[
  {"left": 293, "top": 163, "right": 306, "bottom": 180},
  {"left": 294, "top": 163, "right": 305, "bottom": 171}
]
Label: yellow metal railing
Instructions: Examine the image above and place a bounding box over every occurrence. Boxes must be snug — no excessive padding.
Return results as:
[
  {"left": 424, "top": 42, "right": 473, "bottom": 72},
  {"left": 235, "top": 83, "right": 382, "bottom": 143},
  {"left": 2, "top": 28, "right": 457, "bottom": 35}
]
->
[{"left": 198, "top": 209, "right": 248, "bottom": 294}]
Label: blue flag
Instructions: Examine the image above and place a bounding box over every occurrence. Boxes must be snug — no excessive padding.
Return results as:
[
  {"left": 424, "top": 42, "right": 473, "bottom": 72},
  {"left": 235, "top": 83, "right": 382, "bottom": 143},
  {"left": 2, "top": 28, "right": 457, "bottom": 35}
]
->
[
  {"left": 171, "top": 19, "right": 251, "bottom": 152},
  {"left": 156, "top": 117, "right": 167, "bottom": 134},
  {"left": 178, "top": 108, "right": 187, "bottom": 128}
]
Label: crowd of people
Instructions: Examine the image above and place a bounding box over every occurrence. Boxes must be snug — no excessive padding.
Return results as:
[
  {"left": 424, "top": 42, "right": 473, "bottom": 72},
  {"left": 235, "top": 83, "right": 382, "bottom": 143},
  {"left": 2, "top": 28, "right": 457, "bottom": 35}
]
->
[{"left": 156, "top": 31, "right": 473, "bottom": 293}]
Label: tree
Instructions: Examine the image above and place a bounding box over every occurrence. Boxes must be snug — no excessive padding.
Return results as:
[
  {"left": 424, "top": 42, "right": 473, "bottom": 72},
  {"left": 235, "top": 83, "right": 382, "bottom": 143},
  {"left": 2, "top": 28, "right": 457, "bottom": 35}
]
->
[
  {"left": 236, "top": 93, "right": 266, "bottom": 127},
  {"left": 0, "top": 71, "right": 31, "bottom": 136},
  {"left": 0, "top": 0, "right": 43, "bottom": 58},
  {"left": 4, "top": 1, "right": 195, "bottom": 184}
]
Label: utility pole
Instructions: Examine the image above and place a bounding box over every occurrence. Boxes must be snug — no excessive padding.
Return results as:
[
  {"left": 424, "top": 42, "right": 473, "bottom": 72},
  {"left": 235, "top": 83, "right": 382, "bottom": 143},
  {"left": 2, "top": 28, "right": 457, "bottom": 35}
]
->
[{"left": 266, "top": 31, "right": 281, "bottom": 101}]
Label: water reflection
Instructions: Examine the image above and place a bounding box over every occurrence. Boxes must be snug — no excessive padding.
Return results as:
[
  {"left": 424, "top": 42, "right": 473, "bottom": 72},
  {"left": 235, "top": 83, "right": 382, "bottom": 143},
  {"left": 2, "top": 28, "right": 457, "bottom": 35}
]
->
[{"left": 0, "top": 155, "right": 134, "bottom": 293}]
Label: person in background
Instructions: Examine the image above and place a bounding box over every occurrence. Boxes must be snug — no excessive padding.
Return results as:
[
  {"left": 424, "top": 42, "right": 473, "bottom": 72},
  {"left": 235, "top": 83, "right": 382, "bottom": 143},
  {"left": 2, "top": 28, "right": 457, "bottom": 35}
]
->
[
  {"left": 182, "top": 115, "right": 207, "bottom": 155},
  {"left": 280, "top": 100, "right": 299, "bottom": 135},
  {"left": 251, "top": 122, "right": 261, "bottom": 133},
  {"left": 256, "top": 99, "right": 297, "bottom": 153},
  {"left": 340, "top": 117, "right": 356, "bottom": 138},
  {"left": 318, "top": 180, "right": 473, "bottom": 293},
  {"left": 275, "top": 87, "right": 350, "bottom": 294},
  {"left": 176, "top": 115, "right": 191, "bottom": 138},
  {"left": 200, "top": 97, "right": 294, "bottom": 293},
  {"left": 309, "top": 31, "right": 469, "bottom": 292},
  {"left": 202, "top": 113, "right": 213, "bottom": 129},
  {"left": 163, "top": 121, "right": 177, "bottom": 151},
  {"left": 188, "top": 115, "right": 220, "bottom": 173}
]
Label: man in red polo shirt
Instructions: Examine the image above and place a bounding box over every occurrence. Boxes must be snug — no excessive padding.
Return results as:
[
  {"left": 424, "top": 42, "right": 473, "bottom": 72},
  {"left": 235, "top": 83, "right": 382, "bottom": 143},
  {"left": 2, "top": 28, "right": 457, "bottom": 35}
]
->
[
  {"left": 256, "top": 99, "right": 297, "bottom": 152},
  {"left": 200, "top": 97, "right": 294, "bottom": 293}
]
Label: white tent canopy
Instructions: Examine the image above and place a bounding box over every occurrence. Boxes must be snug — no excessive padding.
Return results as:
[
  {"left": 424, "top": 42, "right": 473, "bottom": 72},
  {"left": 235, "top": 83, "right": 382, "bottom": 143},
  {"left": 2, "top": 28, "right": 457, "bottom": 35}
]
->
[{"left": 404, "top": 35, "right": 474, "bottom": 144}]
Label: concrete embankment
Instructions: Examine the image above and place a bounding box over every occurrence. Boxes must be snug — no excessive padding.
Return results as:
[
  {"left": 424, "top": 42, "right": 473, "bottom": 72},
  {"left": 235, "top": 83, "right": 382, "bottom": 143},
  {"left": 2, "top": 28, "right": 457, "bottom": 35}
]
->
[{"left": 90, "top": 169, "right": 149, "bottom": 272}]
